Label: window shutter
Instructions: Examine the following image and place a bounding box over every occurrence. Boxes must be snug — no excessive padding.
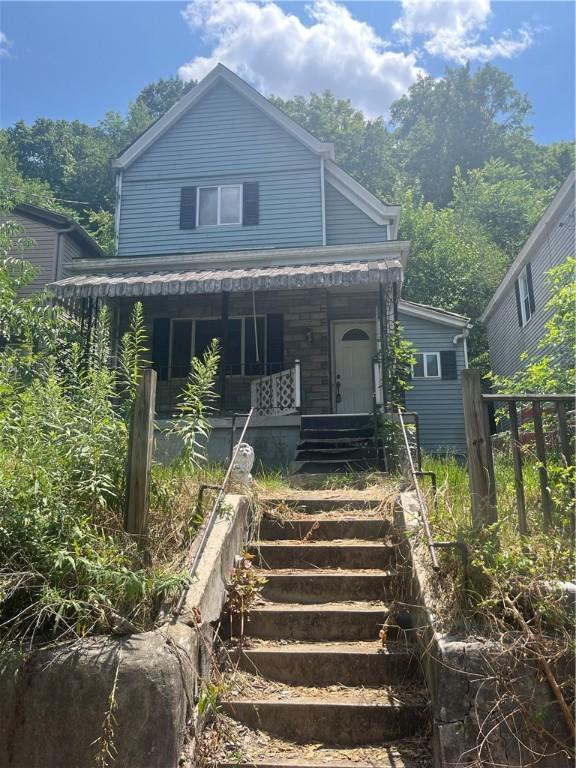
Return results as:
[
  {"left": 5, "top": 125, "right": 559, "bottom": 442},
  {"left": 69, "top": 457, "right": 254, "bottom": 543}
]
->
[
  {"left": 526, "top": 262, "right": 536, "bottom": 314},
  {"left": 440, "top": 350, "right": 457, "bottom": 380},
  {"left": 151, "top": 318, "right": 170, "bottom": 380},
  {"left": 180, "top": 186, "right": 197, "bottom": 229},
  {"left": 514, "top": 279, "right": 523, "bottom": 327},
  {"left": 243, "top": 182, "right": 259, "bottom": 225},
  {"left": 266, "top": 314, "right": 284, "bottom": 375}
]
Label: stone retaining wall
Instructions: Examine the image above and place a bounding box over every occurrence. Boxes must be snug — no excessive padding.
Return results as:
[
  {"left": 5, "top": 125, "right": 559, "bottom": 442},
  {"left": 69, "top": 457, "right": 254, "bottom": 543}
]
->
[{"left": 0, "top": 494, "right": 250, "bottom": 768}]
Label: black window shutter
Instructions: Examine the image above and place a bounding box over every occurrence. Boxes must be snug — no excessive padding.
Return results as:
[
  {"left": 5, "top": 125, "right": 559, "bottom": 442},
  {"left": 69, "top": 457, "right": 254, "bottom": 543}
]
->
[
  {"left": 526, "top": 262, "right": 536, "bottom": 314},
  {"left": 180, "top": 186, "right": 197, "bottom": 229},
  {"left": 440, "top": 350, "right": 457, "bottom": 380},
  {"left": 266, "top": 314, "right": 284, "bottom": 374},
  {"left": 514, "top": 279, "right": 523, "bottom": 327},
  {"left": 243, "top": 182, "right": 259, "bottom": 225},
  {"left": 151, "top": 318, "right": 170, "bottom": 380}
]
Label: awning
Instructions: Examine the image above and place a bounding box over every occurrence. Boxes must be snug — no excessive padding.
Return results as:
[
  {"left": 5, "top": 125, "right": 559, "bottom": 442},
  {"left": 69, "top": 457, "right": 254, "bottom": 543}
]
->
[{"left": 49, "top": 259, "right": 403, "bottom": 299}]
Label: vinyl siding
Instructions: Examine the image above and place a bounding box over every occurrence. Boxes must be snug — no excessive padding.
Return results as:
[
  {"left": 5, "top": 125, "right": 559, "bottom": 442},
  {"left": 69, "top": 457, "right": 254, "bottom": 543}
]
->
[
  {"left": 61, "top": 233, "right": 84, "bottom": 275},
  {"left": 400, "top": 311, "right": 467, "bottom": 454},
  {"left": 325, "top": 182, "right": 388, "bottom": 245},
  {"left": 485, "top": 190, "right": 575, "bottom": 379},
  {"left": 118, "top": 80, "right": 323, "bottom": 256},
  {"left": 11, "top": 213, "right": 58, "bottom": 296}
]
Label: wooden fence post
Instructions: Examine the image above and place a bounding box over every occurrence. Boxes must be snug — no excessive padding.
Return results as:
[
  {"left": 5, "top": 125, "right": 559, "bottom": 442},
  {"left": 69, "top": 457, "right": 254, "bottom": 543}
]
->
[
  {"left": 124, "top": 368, "right": 157, "bottom": 543},
  {"left": 462, "top": 369, "right": 498, "bottom": 529}
]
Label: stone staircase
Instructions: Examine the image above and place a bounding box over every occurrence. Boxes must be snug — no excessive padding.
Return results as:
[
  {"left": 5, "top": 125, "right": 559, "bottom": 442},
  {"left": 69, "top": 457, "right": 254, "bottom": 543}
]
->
[
  {"left": 214, "top": 497, "right": 432, "bottom": 767},
  {"left": 291, "top": 415, "right": 382, "bottom": 474}
]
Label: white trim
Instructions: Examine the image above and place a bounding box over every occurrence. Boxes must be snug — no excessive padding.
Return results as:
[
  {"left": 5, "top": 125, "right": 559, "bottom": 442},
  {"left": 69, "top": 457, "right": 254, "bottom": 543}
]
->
[
  {"left": 68, "top": 241, "right": 410, "bottom": 274},
  {"left": 113, "top": 64, "right": 335, "bottom": 170},
  {"left": 114, "top": 172, "right": 122, "bottom": 256},
  {"left": 324, "top": 160, "right": 400, "bottom": 229},
  {"left": 480, "top": 171, "right": 575, "bottom": 322},
  {"left": 463, "top": 336, "right": 469, "bottom": 369},
  {"left": 412, "top": 352, "right": 441, "bottom": 379},
  {"left": 331, "top": 319, "right": 377, "bottom": 413},
  {"left": 517, "top": 264, "right": 534, "bottom": 326},
  {"left": 399, "top": 299, "right": 470, "bottom": 329},
  {"left": 196, "top": 184, "right": 242, "bottom": 227},
  {"left": 320, "top": 156, "right": 327, "bottom": 246}
]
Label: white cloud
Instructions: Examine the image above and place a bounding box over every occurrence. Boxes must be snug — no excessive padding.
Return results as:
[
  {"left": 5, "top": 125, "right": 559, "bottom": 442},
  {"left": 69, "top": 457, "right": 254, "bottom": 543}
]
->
[
  {"left": 394, "top": 0, "right": 534, "bottom": 64},
  {"left": 0, "top": 31, "right": 12, "bottom": 58},
  {"left": 178, "top": 0, "right": 424, "bottom": 118}
]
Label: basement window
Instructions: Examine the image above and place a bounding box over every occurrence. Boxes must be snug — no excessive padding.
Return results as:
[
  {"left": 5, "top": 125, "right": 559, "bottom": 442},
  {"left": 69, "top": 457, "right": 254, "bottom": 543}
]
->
[{"left": 412, "top": 352, "right": 441, "bottom": 379}]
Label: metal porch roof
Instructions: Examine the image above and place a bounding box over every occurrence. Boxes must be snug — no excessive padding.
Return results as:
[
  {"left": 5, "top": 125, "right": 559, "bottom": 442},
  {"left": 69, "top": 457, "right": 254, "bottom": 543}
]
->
[{"left": 49, "top": 259, "right": 403, "bottom": 299}]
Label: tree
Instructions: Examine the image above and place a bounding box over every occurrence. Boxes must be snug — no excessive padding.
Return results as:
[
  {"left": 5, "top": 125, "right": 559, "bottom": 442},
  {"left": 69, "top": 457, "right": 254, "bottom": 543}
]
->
[
  {"left": 271, "top": 91, "right": 401, "bottom": 201},
  {"left": 452, "top": 159, "right": 554, "bottom": 259},
  {"left": 134, "top": 76, "right": 195, "bottom": 120},
  {"left": 390, "top": 64, "right": 532, "bottom": 207}
]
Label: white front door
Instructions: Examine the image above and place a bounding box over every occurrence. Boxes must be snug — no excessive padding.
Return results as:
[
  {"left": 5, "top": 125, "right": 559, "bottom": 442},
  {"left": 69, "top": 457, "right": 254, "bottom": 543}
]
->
[{"left": 333, "top": 321, "right": 377, "bottom": 413}]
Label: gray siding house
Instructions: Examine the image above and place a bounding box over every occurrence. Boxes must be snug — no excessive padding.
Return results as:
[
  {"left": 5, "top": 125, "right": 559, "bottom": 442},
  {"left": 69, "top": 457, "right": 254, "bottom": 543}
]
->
[
  {"left": 50, "top": 64, "right": 468, "bottom": 467},
  {"left": 481, "top": 172, "right": 575, "bottom": 379},
  {"left": 10, "top": 203, "right": 104, "bottom": 296}
]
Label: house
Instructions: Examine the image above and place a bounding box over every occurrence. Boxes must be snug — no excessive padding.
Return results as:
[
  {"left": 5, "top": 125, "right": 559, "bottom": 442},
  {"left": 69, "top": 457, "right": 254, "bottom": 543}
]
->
[
  {"left": 49, "top": 64, "right": 469, "bottom": 468},
  {"left": 480, "top": 171, "right": 575, "bottom": 379},
  {"left": 9, "top": 203, "right": 105, "bottom": 295}
]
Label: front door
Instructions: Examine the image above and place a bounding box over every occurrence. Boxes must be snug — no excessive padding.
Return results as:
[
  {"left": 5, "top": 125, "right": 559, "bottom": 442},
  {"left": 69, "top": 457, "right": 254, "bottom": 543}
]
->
[{"left": 333, "top": 321, "right": 377, "bottom": 413}]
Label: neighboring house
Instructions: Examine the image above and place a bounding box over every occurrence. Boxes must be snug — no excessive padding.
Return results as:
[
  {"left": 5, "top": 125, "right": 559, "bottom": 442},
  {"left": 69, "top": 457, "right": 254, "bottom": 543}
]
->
[
  {"left": 49, "top": 64, "right": 468, "bottom": 467},
  {"left": 480, "top": 171, "right": 575, "bottom": 380},
  {"left": 9, "top": 203, "right": 105, "bottom": 295}
]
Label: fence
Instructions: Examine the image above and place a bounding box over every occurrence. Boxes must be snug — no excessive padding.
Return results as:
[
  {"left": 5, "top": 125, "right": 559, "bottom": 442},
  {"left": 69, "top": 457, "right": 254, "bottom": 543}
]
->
[{"left": 462, "top": 369, "right": 575, "bottom": 533}]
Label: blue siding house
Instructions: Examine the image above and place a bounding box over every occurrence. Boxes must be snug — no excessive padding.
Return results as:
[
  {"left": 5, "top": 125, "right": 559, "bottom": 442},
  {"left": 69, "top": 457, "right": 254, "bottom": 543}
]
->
[{"left": 51, "top": 64, "right": 467, "bottom": 467}]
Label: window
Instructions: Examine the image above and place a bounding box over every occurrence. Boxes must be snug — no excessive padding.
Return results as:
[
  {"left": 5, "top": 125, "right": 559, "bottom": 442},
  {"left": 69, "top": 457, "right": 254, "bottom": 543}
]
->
[
  {"left": 342, "top": 328, "right": 370, "bottom": 341},
  {"left": 197, "top": 185, "right": 242, "bottom": 227},
  {"left": 518, "top": 265, "right": 534, "bottom": 325},
  {"left": 169, "top": 316, "right": 266, "bottom": 378},
  {"left": 412, "top": 352, "right": 441, "bottom": 379}
]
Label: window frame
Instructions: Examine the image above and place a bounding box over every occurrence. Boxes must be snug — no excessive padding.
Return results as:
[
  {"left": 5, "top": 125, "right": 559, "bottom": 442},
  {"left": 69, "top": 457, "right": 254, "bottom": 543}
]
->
[
  {"left": 518, "top": 265, "right": 534, "bottom": 326},
  {"left": 412, "top": 351, "right": 442, "bottom": 379},
  {"left": 196, "top": 184, "right": 243, "bottom": 228},
  {"left": 168, "top": 315, "right": 267, "bottom": 379}
]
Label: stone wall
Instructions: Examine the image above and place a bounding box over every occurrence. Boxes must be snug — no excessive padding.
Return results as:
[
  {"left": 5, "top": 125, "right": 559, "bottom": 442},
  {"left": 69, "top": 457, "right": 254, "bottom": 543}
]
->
[{"left": 0, "top": 495, "right": 250, "bottom": 768}]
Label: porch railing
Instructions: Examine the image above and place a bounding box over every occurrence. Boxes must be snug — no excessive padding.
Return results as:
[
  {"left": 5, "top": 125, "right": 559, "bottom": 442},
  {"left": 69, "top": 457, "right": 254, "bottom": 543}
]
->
[{"left": 250, "top": 360, "right": 301, "bottom": 416}]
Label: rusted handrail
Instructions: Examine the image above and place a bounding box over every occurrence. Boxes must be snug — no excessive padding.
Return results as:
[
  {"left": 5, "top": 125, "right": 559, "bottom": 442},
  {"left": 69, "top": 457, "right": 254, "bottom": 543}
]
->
[
  {"left": 173, "top": 407, "right": 254, "bottom": 616},
  {"left": 397, "top": 408, "right": 440, "bottom": 571}
]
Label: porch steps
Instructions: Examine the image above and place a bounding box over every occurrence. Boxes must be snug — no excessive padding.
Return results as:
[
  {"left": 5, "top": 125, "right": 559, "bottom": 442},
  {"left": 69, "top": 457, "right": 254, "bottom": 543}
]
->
[
  {"left": 209, "top": 497, "right": 431, "bottom": 767},
  {"left": 291, "top": 414, "right": 383, "bottom": 475}
]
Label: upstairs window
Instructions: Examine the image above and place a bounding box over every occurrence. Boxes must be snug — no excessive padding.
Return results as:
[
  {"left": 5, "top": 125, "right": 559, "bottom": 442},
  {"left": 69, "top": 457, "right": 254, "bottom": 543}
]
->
[
  {"left": 197, "top": 185, "right": 242, "bottom": 227},
  {"left": 516, "top": 263, "right": 536, "bottom": 326},
  {"left": 412, "top": 352, "right": 441, "bottom": 379}
]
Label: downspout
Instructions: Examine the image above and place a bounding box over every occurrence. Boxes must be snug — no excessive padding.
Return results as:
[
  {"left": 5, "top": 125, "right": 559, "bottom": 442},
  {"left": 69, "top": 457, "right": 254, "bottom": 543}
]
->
[
  {"left": 320, "top": 156, "right": 326, "bottom": 246},
  {"left": 453, "top": 327, "right": 470, "bottom": 368}
]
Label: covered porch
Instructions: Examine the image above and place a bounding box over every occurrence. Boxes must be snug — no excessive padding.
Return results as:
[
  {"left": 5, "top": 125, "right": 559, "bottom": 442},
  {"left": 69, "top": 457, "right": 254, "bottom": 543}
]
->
[{"left": 52, "top": 257, "right": 403, "bottom": 424}]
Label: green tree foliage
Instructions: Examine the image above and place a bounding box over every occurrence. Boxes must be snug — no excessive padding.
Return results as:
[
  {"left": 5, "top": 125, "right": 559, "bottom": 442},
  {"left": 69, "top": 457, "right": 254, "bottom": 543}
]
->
[
  {"left": 134, "top": 76, "right": 196, "bottom": 120},
  {"left": 452, "top": 159, "right": 554, "bottom": 258},
  {"left": 390, "top": 64, "right": 533, "bottom": 206},
  {"left": 271, "top": 91, "right": 400, "bottom": 200}
]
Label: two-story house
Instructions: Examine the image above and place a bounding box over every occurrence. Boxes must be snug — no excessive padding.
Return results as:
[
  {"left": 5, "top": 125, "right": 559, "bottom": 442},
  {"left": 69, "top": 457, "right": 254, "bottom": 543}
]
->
[
  {"left": 481, "top": 171, "right": 575, "bottom": 379},
  {"left": 50, "top": 65, "right": 469, "bottom": 468}
]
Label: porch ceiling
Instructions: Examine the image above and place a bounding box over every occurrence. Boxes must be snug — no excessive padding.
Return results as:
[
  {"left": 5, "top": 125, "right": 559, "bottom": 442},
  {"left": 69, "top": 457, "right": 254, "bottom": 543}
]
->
[{"left": 49, "top": 259, "right": 403, "bottom": 299}]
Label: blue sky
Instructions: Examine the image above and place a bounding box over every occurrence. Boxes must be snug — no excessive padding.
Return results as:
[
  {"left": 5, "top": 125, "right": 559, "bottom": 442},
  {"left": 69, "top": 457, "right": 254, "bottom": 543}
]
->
[{"left": 1, "top": 1, "right": 574, "bottom": 144}]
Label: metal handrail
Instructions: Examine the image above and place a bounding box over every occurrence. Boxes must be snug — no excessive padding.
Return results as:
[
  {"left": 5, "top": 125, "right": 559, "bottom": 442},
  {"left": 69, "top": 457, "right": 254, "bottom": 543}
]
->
[
  {"left": 397, "top": 408, "right": 440, "bottom": 571},
  {"left": 173, "top": 407, "right": 255, "bottom": 616}
]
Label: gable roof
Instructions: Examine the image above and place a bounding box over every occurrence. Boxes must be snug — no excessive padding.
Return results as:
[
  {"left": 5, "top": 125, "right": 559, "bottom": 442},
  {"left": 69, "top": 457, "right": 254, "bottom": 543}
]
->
[
  {"left": 14, "top": 203, "right": 106, "bottom": 259},
  {"left": 113, "top": 64, "right": 400, "bottom": 232},
  {"left": 399, "top": 299, "right": 471, "bottom": 329},
  {"left": 480, "top": 171, "right": 575, "bottom": 322}
]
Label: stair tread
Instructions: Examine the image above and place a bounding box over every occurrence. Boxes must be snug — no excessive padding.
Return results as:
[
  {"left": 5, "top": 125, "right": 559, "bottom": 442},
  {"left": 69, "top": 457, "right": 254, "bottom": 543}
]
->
[
  {"left": 257, "top": 567, "right": 399, "bottom": 575},
  {"left": 238, "top": 641, "right": 416, "bottom": 655},
  {"left": 251, "top": 540, "right": 397, "bottom": 547},
  {"left": 249, "top": 601, "right": 396, "bottom": 612}
]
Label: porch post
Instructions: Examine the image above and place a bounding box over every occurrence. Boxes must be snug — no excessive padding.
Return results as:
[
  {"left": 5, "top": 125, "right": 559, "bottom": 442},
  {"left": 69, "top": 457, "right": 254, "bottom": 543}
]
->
[
  {"left": 219, "top": 292, "right": 229, "bottom": 412},
  {"left": 378, "top": 280, "right": 388, "bottom": 411}
]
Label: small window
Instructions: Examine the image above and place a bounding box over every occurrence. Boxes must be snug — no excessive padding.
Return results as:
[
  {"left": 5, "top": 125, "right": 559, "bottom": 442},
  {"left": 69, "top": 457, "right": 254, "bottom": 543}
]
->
[
  {"left": 197, "top": 185, "right": 242, "bottom": 227},
  {"left": 342, "top": 328, "right": 370, "bottom": 341},
  {"left": 518, "top": 266, "right": 533, "bottom": 325},
  {"left": 412, "top": 352, "right": 441, "bottom": 379}
]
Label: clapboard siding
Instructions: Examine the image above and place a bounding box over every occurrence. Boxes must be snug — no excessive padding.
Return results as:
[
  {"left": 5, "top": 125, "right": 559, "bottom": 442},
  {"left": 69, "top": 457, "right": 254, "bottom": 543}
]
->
[
  {"left": 400, "top": 311, "right": 467, "bottom": 454},
  {"left": 119, "top": 80, "right": 323, "bottom": 256},
  {"left": 11, "top": 213, "right": 58, "bottom": 296},
  {"left": 486, "top": 190, "right": 574, "bottom": 379},
  {"left": 325, "top": 182, "right": 388, "bottom": 245}
]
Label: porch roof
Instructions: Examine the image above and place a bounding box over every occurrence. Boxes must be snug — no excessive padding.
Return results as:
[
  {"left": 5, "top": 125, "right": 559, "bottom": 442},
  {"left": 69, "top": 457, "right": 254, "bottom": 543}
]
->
[{"left": 49, "top": 259, "right": 403, "bottom": 299}]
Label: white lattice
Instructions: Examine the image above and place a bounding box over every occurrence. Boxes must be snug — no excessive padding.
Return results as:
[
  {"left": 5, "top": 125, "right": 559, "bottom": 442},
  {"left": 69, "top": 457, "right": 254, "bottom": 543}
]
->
[{"left": 251, "top": 365, "right": 300, "bottom": 416}]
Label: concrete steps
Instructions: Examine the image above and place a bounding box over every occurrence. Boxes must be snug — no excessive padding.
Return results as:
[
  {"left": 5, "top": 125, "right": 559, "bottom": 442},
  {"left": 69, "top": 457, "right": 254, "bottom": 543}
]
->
[
  {"left": 292, "top": 415, "right": 382, "bottom": 475},
  {"left": 213, "top": 497, "right": 431, "bottom": 766}
]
